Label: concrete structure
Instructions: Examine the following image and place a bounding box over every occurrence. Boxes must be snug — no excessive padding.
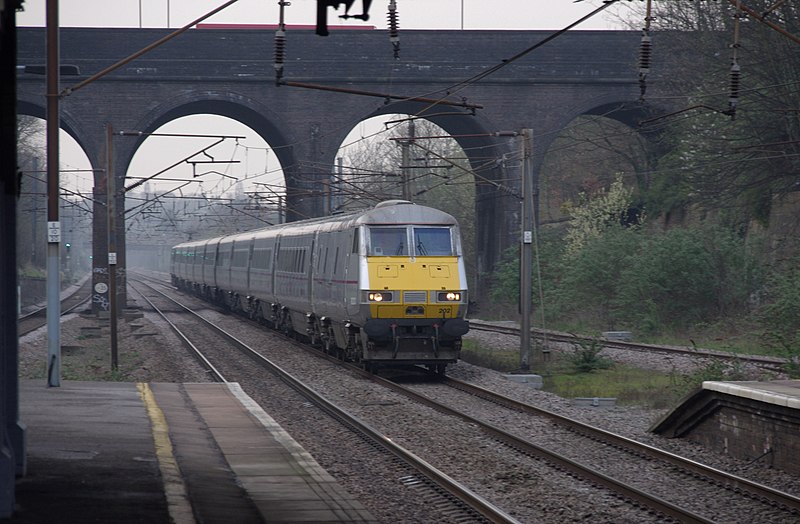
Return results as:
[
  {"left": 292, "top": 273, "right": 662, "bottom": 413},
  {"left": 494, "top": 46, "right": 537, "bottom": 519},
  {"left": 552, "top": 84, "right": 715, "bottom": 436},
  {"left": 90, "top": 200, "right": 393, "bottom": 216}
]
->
[
  {"left": 13, "top": 380, "right": 376, "bottom": 522},
  {"left": 17, "top": 26, "right": 649, "bottom": 306},
  {"left": 2, "top": 3, "right": 25, "bottom": 518},
  {"left": 651, "top": 380, "right": 800, "bottom": 474}
]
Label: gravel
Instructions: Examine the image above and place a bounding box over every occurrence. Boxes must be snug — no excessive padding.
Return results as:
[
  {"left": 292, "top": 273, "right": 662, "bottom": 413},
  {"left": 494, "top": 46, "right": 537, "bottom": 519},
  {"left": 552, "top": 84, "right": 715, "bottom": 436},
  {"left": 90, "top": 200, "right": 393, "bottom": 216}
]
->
[{"left": 17, "top": 298, "right": 800, "bottom": 523}]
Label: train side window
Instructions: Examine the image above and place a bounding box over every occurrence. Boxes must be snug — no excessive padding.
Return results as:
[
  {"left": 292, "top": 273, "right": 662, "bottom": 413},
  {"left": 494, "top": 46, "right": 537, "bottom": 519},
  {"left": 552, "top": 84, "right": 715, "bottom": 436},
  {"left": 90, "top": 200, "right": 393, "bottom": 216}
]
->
[
  {"left": 333, "top": 247, "right": 340, "bottom": 275},
  {"left": 219, "top": 243, "right": 233, "bottom": 267},
  {"left": 352, "top": 229, "right": 359, "bottom": 253},
  {"left": 252, "top": 248, "right": 272, "bottom": 270},
  {"left": 232, "top": 248, "right": 248, "bottom": 267}
]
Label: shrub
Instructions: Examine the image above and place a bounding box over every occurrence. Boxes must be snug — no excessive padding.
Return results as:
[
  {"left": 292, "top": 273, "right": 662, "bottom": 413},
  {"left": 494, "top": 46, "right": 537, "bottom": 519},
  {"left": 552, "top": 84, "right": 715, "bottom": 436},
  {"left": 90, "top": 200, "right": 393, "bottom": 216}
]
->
[
  {"left": 759, "top": 261, "right": 800, "bottom": 376},
  {"left": 566, "top": 337, "right": 614, "bottom": 373}
]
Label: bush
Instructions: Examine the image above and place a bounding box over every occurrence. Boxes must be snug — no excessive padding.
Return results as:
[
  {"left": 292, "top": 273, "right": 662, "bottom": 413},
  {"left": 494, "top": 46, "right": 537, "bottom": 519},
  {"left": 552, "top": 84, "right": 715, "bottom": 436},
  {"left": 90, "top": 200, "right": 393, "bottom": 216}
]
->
[
  {"left": 488, "top": 221, "right": 762, "bottom": 338},
  {"left": 759, "top": 261, "right": 800, "bottom": 376},
  {"left": 576, "top": 225, "right": 761, "bottom": 334},
  {"left": 566, "top": 337, "right": 614, "bottom": 373},
  {"left": 488, "top": 227, "right": 568, "bottom": 320},
  {"left": 560, "top": 226, "right": 642, "bottom": 328}
]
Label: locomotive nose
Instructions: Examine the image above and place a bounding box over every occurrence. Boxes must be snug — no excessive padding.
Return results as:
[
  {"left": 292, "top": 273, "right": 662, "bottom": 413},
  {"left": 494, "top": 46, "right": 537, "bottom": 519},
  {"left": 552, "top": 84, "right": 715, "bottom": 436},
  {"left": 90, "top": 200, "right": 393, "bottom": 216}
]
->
[{"left": 405, "top": 306, "right": 425, "bottom": 316}]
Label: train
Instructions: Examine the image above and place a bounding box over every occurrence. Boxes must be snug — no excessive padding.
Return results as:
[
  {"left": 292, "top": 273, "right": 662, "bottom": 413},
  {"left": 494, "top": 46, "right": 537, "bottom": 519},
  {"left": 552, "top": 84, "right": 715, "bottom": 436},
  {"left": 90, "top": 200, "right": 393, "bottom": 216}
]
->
[{"left": 170, "top": 200, "right": 470, "bottom": 373}]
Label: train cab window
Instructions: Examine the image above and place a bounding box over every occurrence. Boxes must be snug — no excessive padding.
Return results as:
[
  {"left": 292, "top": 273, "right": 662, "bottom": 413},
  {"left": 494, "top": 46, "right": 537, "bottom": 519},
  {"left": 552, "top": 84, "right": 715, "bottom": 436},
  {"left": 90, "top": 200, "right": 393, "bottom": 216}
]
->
[
  {"left": 413, "top": 227, "right": 453, "bottom": 256},
  {"left": 369, "top": 227, "right": 408, "bottom": 256}
]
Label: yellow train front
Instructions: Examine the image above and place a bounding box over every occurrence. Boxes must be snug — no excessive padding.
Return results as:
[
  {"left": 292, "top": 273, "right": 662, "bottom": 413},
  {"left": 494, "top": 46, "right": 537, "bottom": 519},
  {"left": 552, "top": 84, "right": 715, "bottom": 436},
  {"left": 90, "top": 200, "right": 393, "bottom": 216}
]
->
[{"left": 352, "top": 201, "right": 469, "bottom": 373}]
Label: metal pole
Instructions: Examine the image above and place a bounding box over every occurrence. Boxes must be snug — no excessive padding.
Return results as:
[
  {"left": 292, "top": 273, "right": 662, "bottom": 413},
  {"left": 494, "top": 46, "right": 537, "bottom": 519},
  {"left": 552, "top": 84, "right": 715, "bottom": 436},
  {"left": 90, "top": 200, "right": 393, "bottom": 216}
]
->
[
  {"left": 519, "top": 129, "right": 534, "bottom": 372},
  {"left": 401, "top": 138, "right": 410, "bottom": 200},
  {"left": 336, "top": 156, "right": 343, "bottom": 212},
  {"left": 46, "top": 0, "right": 61, "bottom": 387},
  {"left": 400, "top": 120, "right": 414, "bottom": 200},
  {"left": 106, "top": 124, "right": 119, "bottom": 370}
]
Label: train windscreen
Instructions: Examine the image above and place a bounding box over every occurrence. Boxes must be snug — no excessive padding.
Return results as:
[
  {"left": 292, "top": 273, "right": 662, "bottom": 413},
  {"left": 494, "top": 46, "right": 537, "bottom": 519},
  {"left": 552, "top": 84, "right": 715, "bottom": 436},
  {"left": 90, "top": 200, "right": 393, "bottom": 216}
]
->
[
  {"left": 368, "top": 226, "right": 453, "bottom": 257},
  {"left": 413, "top": 227, "right": 453, "bottom": 256},
  {"left": 369, "top": 227, "right": 408, "bottom": 256}
]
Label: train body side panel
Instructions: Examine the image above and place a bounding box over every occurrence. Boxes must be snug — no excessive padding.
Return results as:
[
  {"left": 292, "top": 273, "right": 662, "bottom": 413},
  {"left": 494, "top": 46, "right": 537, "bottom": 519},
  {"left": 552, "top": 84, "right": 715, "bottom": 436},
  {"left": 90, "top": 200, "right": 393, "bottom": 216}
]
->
[
  {"left": 215, "top": 239, "right": 234, "bottom": 293},
  {"left": 200, "top": 240, "right": 217, "bottom": 289},
  {"left": 311, "top": 225, "right": 358, "bottom": 320},
  {"left": 273, "top": 233, "right": 314, "bottom": 314},
  {"left": 248, "top": 232, "right": 277, "bottom": 305},
  {"left": 229, "top": 234, "right": 254, "bottom": 297}
]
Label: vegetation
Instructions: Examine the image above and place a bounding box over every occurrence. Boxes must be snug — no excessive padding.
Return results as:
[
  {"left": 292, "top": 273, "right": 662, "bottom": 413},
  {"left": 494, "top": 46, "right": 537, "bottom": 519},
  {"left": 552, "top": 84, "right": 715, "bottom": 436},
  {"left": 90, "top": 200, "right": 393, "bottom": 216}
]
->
[
  {"left": 461, "top": 337, "right": 772, "bottom": 409},
  {"left": 759, "top": 261, "right": 800, "bottom": 377},
  {"left": 16, "top": 3, "right": 800, "bottom": 381}
]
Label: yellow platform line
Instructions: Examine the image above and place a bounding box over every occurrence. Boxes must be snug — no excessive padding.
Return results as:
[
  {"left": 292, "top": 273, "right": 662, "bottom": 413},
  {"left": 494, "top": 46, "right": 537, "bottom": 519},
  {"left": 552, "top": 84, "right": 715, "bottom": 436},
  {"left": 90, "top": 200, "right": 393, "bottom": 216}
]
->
[{"left": 137, "top": 383, "right": 196, "bottom": 524}]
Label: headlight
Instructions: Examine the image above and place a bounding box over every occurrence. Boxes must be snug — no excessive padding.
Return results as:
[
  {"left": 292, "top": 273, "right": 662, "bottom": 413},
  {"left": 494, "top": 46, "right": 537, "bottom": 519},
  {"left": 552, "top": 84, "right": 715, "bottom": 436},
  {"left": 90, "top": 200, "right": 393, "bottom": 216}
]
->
[
  {"left": 367, "top": 292, "right": 393, "bottom": 302},
  {"left": 437, "top": 291, "right": 463, "bottom": 302}
]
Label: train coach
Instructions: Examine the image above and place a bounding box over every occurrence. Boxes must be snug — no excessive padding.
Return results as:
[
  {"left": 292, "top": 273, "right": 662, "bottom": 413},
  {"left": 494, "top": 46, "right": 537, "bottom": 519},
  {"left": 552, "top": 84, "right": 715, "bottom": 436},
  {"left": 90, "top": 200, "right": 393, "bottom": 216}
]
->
[{"left": 171, "top": 200, "right": 469, "bottom": 373}]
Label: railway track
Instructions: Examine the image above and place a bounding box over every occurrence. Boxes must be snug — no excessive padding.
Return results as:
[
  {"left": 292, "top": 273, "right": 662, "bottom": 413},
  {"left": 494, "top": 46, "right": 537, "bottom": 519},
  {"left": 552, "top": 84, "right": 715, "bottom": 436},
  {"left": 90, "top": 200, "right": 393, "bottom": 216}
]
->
[
  {"left": 131, "top": 272, "right": 800, "bottom": 522},
  {"left": 467, "top": 319, "right": 788, "bottom": 372},
  {"left": 404, "top": 377, "right": 800, "bottom": 522},
  {"left": 315, "top": 361, "right": 800, "bottom": 522},
  {"left": 18, "top": 276, "right": 93, "bottom": 337},
  {"left": 130, "top": 277, "right": 520, "bottom": 524}
]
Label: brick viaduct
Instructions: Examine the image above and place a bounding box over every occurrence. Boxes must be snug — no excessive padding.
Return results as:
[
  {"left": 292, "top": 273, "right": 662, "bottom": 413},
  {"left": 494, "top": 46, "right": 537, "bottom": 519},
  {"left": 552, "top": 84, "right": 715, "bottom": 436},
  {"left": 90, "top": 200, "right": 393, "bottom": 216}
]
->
[{"left": 17, "top": 26, "right": 649, "bottom": 304}]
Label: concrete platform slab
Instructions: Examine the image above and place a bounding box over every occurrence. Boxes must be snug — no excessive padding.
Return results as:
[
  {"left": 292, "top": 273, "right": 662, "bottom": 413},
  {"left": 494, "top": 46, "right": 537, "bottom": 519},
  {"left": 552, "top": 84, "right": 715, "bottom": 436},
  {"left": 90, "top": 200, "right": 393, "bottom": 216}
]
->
[{"left": 10, "top": 380, "right": 377, "bottom": 523}]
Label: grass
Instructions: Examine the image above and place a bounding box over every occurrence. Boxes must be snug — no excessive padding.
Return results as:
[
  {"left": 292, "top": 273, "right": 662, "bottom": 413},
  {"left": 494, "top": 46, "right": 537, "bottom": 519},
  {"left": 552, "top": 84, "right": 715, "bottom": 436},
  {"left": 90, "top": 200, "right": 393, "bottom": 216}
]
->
[
  {"left": 541, "top": 365, "right": 686, "bottom": 409},
  {"left": 544, "top": 315, "right": 783, "bottom": 358},
  {"left": 459, "top": 338, "right": 758, "bottom": 409}
]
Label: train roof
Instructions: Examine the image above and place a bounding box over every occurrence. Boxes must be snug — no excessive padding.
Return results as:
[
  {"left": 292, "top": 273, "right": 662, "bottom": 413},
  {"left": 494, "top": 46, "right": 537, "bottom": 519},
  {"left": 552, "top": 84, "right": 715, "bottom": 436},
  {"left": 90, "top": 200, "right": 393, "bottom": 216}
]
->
[{"left": 171, "top": 201, "right": 458, "bottom": 250}]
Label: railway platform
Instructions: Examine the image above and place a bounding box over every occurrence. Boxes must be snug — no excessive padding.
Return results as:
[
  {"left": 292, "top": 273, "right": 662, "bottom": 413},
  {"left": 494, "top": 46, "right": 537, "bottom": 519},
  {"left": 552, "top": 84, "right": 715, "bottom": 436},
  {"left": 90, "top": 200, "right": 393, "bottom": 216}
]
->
[
  {"left": 8, "top": 380, "right": 377, "bottom": 523},
  {"left": 651, "top": 379, "right": 800, "bottom": 475}
]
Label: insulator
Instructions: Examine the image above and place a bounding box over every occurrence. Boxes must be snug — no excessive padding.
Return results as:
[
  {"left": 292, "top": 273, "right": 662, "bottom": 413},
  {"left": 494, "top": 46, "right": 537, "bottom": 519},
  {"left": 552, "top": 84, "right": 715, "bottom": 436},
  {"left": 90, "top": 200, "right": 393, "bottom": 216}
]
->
[
  {"left": 387, "top": 0, "right": 399, "bottom": 40},
  {"left": 729, "top": 62, "right": 741, "bottom": 106},
  {"left": 387, "top": 0, "right": 400, "bottom": 59},
  {"left": 638, "top": 33, "right": 652, "bottom": 75},
  {"left": 274, "top": 30, "right": 286, "bottom": 79}
]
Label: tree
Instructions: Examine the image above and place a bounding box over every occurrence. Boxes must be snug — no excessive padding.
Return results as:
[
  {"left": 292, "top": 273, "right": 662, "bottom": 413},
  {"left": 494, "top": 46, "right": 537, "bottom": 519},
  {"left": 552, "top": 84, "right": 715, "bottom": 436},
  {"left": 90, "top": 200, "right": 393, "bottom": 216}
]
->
[
  {"left": 539, "top": 115, "right": 650, "bottom": 225},
  {"left": 632, "top": 1, "right": 800, "bottom": 228},
  {"left": 562, "top": 174, "right": 641, "bottom": 256},
  {"left": 17, "top": 116, "right": 47, "bottom": 272}
]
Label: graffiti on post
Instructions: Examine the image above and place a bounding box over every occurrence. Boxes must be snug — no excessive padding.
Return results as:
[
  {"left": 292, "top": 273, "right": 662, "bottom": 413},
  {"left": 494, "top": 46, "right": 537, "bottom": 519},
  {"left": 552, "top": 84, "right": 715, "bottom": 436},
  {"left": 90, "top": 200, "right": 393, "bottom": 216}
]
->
[{"left": 92, "top": 293, "right": 109, "bottom": 311}]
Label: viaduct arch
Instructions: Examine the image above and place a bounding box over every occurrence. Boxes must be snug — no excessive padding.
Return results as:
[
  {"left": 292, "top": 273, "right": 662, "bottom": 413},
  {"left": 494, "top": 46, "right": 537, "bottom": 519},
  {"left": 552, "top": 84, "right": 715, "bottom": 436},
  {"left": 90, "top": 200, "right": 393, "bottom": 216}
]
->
[{"left": 17, "top": 26, "right": 651, "bottom": 304}]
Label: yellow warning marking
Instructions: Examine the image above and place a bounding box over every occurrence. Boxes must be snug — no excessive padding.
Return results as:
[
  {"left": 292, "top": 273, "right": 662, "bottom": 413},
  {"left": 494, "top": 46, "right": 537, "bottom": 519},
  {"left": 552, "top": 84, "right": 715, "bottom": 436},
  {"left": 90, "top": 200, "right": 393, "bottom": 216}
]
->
[{"left": 137, "top": 383, "right": 196, "bottom": 524}]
